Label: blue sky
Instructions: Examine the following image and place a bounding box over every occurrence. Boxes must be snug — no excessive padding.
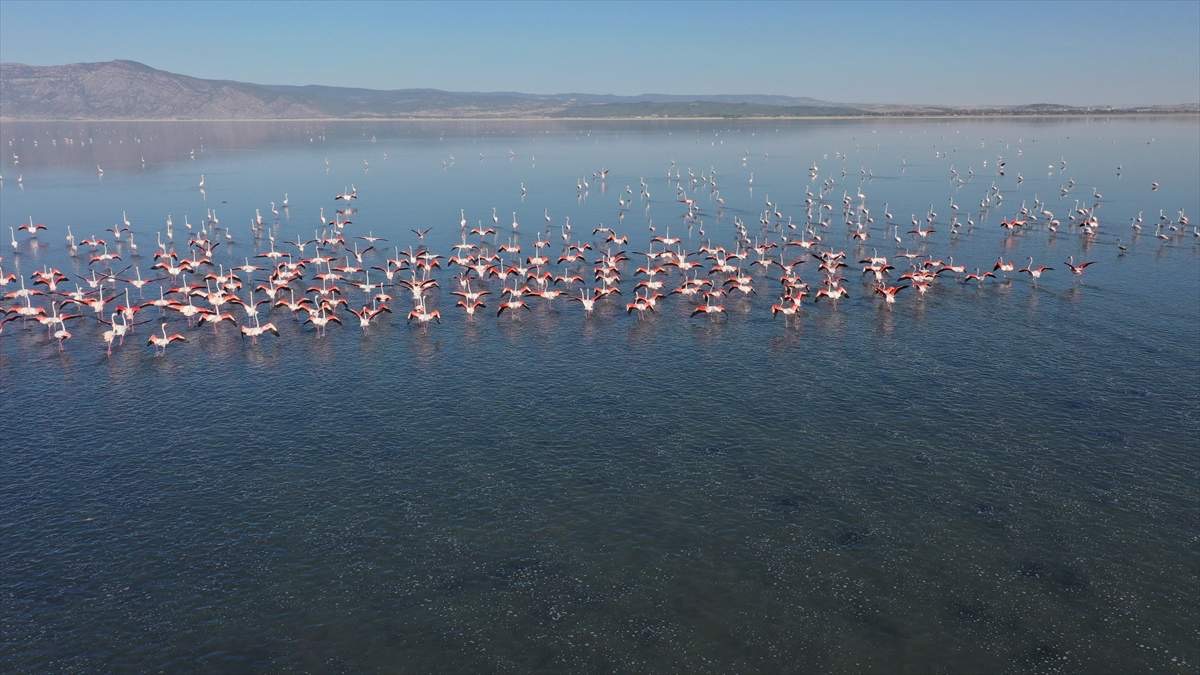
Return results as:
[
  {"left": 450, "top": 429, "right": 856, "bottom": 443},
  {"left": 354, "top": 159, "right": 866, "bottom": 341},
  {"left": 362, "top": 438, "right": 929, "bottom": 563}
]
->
[{"left": 1, "top": 1, "right": 1197, "bottom": 105}]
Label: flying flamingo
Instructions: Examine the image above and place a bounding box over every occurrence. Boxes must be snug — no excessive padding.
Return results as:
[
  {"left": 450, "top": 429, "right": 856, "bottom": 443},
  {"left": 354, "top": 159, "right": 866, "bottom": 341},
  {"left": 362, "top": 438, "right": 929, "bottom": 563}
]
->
[
  {"left": 1018, "top": 257, "right": 1054, "bottom": 281},
  {"left": 873, "top": 284, "right": 908, "bottom": 305},
  {"left": 147, "top": 323, "right": 186, "bottom": 355},
  {"left": 239, "top": 316, "right": 280, "bottom": 343},
  {"left": 1064, "top": 256, "right": 1096, "bottom": 276}
]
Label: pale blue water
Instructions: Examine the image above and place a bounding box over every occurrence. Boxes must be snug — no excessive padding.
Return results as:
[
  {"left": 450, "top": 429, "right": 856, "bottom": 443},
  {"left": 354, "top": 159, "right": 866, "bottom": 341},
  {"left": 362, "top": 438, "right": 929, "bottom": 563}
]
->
[{"left": 1, "top": 117, "right": 1198, "bottom": 673}]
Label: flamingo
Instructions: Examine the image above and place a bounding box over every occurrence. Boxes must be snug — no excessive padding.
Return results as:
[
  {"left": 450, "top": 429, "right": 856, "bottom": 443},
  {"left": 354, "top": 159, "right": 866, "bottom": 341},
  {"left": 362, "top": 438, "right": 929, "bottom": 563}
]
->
[
  {"left": 962, "top": 269, "right": 997, "bottom": 285},
  {"left": 770, "top": 294, "right": 803, "bottom": 318},
  {"left": 346, "top": 303, "right": 391, "bottom": 330},
  {"left": 814, "top": 285, "right": 849, "bottom": 303},
  {"left": 147, "top": 323, "right": 186, "bottom": 354},
  {"left": 1064, "top": 256, "right": 1096, "bottom": 276},
  {"left": 99, "top": 313, "right": 129, "bottom": 354},
  {"left": 497, "top": 296, "right": 529, "bottom": 317},
  {"left": 873, "top": 284, "right": 908, "bottom": 305},
  {"left": 690, "top": 297, "right": 726, "bottom": 318},
  {"left": 239, "top": 317, "right": 280, "bottom": 343},
  {"left": 1018, "top": 258, "right": 1054, "bottom": 280},
  {"left": 455, "top": 299, "right": 487, "bottom": 316},
  {"left": 407, "top": 304, "right": 442, "bottom": 324},
  {"left": 17, "top": 217, "right": 46, "bottom": 235},
  {"left": 304, "top": 307, "right": 342, "bottom": 335}
]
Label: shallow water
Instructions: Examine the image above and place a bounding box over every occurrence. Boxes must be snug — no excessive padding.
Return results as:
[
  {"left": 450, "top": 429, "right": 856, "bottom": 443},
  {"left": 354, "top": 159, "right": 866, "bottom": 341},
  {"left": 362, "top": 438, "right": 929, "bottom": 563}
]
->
[{"left": 1, "top": 117, "right": 1198, "bottom": 673}]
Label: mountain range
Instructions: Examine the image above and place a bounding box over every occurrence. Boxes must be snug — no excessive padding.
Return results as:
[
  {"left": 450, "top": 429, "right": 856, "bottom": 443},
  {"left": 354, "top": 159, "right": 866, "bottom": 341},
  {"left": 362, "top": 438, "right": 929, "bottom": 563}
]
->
[{"left": 1, "top": 60, "right": 1196, "bottom": 120}]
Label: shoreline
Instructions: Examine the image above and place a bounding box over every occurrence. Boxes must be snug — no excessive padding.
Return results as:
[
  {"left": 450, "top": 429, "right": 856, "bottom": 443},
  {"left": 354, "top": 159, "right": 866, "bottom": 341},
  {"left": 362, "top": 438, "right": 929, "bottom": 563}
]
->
[{"left": 1, "top": 112, "right": 1197, "bottom": 123}]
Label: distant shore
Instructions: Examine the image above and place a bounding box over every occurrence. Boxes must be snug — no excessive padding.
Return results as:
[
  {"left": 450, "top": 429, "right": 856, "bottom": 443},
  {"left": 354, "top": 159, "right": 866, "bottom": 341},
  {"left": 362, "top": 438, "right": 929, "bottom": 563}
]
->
[{"left": 1, "top": 112, "right": 1197, "bottom": 123}]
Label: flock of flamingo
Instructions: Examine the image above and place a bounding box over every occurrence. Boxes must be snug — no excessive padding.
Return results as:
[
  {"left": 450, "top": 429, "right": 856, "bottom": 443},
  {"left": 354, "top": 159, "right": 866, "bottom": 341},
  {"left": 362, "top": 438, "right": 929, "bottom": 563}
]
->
[{"left": 2, "top": 149, "right": 1196, "bottom": 357}]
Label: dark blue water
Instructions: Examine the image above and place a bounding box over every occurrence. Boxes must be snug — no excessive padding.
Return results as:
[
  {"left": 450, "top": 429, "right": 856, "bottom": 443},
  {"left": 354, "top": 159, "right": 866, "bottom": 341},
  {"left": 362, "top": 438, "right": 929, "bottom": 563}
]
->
[{"left": 2, "top": 118, "right": 1198, "bottom": 673}]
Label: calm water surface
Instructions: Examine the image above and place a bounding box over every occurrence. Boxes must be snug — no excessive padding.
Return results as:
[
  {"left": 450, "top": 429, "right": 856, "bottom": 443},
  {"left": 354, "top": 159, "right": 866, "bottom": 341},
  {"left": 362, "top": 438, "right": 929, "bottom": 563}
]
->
[{"left": 1, "top": 117, "right": 1198, "bottom": 673}]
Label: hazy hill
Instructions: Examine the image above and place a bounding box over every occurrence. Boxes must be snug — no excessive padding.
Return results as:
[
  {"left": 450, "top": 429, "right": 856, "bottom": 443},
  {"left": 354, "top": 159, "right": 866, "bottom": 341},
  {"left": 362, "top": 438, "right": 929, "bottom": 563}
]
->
[
  {"left": 1, "top": 60, "right": 1195, "bottom": 120},
  {"left": 551, "top": 101, "right": 866, "bottom": 118},
  {"left": 0, "top": 60, "right": 862, "bottom": 119}
]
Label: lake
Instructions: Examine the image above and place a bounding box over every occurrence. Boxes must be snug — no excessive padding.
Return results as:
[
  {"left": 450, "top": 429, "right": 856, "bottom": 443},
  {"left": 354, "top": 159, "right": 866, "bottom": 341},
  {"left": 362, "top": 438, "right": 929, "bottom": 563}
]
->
[{"left": 1, "top": 116, "right": 1197, "bottom": 673}]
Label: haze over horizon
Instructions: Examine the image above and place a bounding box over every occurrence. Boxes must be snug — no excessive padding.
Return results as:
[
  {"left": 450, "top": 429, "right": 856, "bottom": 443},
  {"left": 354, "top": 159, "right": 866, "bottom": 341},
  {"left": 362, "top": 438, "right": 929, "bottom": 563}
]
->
[{"left": 2, "top": 0, "right": 1198, "bottom": 107}]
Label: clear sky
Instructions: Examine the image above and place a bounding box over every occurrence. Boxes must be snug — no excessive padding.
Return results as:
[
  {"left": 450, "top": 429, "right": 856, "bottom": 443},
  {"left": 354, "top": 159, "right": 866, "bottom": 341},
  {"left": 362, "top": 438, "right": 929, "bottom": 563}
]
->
[{"left": 1, "top": 0, "right": 1197, "bottom": 105}]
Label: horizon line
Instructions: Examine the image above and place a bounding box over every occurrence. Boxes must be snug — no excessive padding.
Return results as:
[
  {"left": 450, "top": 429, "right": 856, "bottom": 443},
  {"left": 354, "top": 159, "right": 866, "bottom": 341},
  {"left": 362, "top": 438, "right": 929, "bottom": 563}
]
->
[{"left": 4, "top": 59, "right": 1198, "bottom": 110}]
